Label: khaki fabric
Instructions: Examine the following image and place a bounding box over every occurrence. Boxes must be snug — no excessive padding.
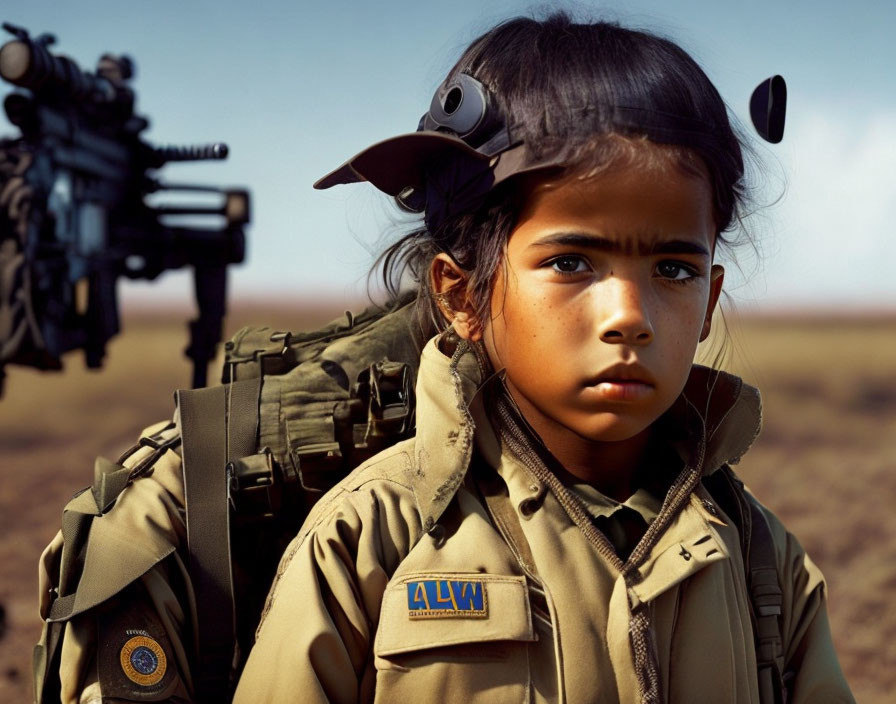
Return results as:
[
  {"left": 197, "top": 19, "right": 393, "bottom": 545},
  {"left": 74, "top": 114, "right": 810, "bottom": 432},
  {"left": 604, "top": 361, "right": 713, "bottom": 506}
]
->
[
  {"left": 234, "top": 337, "right": 854, "bottom": 704},
  {"left": 35, "top": 332, "right": 854, "bottom": 703}
]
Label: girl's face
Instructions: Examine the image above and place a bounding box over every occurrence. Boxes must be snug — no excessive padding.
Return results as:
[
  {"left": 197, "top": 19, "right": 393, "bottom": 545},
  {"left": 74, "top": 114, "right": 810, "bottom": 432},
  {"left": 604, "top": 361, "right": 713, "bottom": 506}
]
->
[{"left": 479, "top": 159, "right": 724, "bottom": 452}]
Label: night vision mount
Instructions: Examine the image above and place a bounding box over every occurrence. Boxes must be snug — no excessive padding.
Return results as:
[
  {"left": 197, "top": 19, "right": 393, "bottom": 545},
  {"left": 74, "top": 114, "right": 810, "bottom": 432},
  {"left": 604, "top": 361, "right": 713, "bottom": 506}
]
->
[{"left": 316, "top": 70, "right": 789, "bottom": 235}]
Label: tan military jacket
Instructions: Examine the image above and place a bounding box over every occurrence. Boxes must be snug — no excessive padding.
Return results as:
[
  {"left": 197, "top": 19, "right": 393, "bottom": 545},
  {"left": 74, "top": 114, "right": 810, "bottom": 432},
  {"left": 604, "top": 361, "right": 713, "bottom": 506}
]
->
[
  {"left": 35, "top": 419, "right": 193, "bottom": 703},
  {"left": 233, "top": 338, "right": 854, "bottom": 703}
]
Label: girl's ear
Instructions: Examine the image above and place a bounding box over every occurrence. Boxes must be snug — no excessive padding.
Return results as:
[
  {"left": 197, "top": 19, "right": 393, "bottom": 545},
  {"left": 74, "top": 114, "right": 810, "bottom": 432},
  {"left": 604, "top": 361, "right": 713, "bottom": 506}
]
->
[
  {"left": 429, "top": 253, "right": 483, "bottom": 341},
  {"left": 700, "top": 264, "right": 725, "bottom": 342}
]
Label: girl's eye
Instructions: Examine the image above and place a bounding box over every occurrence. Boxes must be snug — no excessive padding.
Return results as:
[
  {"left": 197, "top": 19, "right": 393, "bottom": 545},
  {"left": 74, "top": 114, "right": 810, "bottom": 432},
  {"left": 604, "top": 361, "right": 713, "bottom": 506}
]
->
[
  {"left": 656, "top": 261, "right": 697, "bottom": 282},
  {"left": 549, "top": 255, "right": 590, "bottom": 275}
]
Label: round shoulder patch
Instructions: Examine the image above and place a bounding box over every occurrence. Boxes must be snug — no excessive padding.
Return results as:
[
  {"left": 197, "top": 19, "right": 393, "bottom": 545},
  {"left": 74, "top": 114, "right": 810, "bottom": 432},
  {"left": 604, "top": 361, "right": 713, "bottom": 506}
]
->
[{"left": 120, "top": 635, "right": 167, "bottom": 687}]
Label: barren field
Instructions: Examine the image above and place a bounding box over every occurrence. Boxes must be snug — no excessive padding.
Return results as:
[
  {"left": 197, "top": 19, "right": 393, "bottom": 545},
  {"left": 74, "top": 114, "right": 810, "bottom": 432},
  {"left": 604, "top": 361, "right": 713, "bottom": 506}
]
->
[{"left": 1, "top": 304, "right": 894, "bottom": 702}]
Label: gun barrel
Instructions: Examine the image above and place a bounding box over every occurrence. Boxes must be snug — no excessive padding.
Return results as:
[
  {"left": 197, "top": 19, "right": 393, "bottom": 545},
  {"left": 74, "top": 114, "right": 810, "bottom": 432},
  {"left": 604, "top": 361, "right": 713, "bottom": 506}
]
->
[
  {"left": 151, "top": 143, "right": 229, "bottom": 164},
  {"left": 0, "top": 37, "right": 115, "bottom": 102}
]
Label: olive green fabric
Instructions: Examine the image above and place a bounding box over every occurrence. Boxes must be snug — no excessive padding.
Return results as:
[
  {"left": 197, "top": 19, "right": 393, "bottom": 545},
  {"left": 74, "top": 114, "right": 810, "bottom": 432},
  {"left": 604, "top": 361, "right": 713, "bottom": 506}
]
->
[
  {"left": 228, "top": 293, "right": 421, "bottom": 474},
  {"left": 177, "top": 380, "right": 248, "bottom": 701},
  {"left": 234, "top": 337, "right": 854, "bottom": 704}
]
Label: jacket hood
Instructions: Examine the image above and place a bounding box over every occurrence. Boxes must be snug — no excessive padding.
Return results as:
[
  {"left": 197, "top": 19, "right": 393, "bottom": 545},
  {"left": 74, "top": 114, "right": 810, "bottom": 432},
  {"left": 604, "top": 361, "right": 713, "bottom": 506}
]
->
[{"left": 406, "top": 336, "right": 762, "bottom": 530}]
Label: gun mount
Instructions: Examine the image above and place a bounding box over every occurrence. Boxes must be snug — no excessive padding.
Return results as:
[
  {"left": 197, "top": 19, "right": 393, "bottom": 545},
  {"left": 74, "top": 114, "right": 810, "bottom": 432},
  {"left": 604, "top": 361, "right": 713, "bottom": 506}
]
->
[{"left": 0, "top": 23, "right": 250, "bottom": 392}]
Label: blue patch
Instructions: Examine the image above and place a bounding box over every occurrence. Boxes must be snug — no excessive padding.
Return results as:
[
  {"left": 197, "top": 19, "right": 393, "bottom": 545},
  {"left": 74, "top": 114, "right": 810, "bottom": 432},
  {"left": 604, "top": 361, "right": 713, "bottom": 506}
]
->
[
  {"left": 407, "top": 579, "right": 487, "bottom": 619},
  {"left": 119, "top": 634, "right": 167, "bottom": 686},
  {"left": 130, "top": 646, "right": 159, "bottom": 675}
]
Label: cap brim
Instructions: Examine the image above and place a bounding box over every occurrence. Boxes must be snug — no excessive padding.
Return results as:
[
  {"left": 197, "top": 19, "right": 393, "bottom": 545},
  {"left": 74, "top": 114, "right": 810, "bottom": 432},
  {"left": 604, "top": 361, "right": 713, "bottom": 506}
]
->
[{"left": 313, "top": 131, "right": 490, "bottom": 195}]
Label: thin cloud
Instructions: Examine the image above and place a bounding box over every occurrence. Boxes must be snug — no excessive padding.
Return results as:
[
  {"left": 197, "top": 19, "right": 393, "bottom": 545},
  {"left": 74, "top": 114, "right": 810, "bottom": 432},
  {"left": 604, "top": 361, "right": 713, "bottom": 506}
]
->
[{"left": 759, "top": 110, "right": 896, "bottom": 308}]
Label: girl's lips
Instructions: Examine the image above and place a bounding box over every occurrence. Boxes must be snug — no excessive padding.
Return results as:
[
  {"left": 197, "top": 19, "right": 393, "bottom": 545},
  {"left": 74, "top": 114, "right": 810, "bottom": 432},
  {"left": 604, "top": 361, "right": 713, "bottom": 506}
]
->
[
  {"left": 586, "top": 380, "right": 654, "bottom": 402},
  {"left": 587, "top": 362, "right": 656, "bottom": 387}
]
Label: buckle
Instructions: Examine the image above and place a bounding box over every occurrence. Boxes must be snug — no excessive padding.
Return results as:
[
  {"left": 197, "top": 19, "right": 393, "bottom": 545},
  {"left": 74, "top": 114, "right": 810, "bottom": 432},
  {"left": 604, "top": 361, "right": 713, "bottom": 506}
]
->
[
  {"left": 228, "top": 449, "right": 276, "bottom": 518},
  {"left": 222, "top": 328, "right": 295, "bottom": 381},
  {"left": 365, "top": 360, "right": 415, "bottom": 440}
]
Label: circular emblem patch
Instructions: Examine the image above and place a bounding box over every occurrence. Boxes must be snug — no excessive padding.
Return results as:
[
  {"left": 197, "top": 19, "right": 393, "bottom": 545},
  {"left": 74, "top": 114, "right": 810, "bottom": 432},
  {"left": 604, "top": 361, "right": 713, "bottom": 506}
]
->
[{"left": 120, "top": 635, "right": 167, "bottom": 686}]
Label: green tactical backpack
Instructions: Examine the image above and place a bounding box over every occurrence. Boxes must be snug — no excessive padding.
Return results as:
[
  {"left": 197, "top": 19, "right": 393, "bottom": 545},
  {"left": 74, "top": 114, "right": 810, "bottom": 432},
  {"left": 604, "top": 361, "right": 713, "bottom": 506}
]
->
[
  {"left": 34, "top": 292, "right": 786, "bottom": 704},
  {"left": 176, "top": 292, "right": 423, "bottom": 700}
]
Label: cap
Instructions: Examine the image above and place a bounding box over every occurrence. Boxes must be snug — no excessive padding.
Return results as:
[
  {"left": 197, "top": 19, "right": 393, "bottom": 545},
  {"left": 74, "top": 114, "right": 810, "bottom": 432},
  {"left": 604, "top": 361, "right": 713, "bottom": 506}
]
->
[
  {"left": 313, "top": 71, "right": 786, "bottom": 229},
  {"left": 312, "top": 130, "right": 561, "bottom": 195},
  {"left": 314, "top": 131, "right": 489, "bottom": 195}
]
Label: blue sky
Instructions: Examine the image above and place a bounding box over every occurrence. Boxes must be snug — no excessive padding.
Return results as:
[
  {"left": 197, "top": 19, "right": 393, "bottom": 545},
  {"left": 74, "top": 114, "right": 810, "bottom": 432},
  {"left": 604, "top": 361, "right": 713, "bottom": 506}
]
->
[{"left": 2, "top": 0, "right": 894, "bottom": 311}]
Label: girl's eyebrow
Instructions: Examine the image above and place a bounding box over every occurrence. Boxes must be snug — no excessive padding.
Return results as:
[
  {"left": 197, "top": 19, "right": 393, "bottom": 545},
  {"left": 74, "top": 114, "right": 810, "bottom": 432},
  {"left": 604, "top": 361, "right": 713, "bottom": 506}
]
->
[{"left": 529, "top": 231, "right": 710, "bottom": 257}]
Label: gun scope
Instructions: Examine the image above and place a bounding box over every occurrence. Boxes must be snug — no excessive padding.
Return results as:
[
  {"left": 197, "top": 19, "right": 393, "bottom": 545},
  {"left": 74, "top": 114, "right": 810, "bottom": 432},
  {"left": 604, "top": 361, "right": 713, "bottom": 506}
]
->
[{"left": 0, "top": 36, "right": 116, "bottom": 102}]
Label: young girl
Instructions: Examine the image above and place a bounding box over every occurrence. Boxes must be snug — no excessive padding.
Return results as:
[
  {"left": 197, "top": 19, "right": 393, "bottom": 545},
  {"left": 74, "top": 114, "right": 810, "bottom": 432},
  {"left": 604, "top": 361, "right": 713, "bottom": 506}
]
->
[{"left": 233, "top": 13, "right": 852, "bottom": 704}]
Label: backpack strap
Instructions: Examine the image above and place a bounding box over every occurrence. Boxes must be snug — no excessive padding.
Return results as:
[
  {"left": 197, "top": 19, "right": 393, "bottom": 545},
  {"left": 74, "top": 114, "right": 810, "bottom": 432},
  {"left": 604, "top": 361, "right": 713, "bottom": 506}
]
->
[
  {"left": 176, "top": 377, "right": 260, "bottom": 702},
  {"left": 748, "top": 500, "right": 788, "bottom": 704},
  {"left": 704, "top": 466, "right": 786, "bottom": 704}
]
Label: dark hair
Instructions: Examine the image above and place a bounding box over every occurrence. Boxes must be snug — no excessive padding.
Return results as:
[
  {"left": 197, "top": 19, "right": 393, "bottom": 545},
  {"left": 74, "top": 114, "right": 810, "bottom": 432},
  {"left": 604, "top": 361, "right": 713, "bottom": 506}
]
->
[{"left": 374, "top": 12, "right": 753, "bottom": 339}]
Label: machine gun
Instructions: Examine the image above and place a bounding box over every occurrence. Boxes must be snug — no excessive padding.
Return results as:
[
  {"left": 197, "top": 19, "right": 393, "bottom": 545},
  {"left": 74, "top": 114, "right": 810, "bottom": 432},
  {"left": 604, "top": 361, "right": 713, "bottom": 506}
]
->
[{"left": 0, "top": 23, "right": 249, "bottom": 393}]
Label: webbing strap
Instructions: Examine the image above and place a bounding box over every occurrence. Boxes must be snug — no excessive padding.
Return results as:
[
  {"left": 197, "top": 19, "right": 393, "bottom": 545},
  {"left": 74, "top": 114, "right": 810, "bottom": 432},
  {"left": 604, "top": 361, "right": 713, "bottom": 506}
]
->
[
  {"left": 33, "top": 620, "right": 64, "bottom": 703},
  {"left": 228, "top": 379, "right": 261, "bottom": 464},
  {"left": 748, "top": 499, "right": 786, "bottom": 704},
  {"left": 47, "top": 593, "right": 77, "bottom": 621},
  {"left": 704, "top": 467, "right": 785, "bottom": 704},
  {"left": 177, "top": 377, "right": 260, "bottom": 702}
]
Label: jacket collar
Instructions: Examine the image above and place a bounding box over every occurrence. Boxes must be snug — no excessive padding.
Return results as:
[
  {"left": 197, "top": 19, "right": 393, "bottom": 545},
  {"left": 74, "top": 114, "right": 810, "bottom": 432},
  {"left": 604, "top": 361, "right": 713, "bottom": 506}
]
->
[
  {"left": 406, "top": 337, "right": 762, "bottom": 529},
  {"left": 673, "top": 364, "right": 762, "bottom": 476},
  {"left": 407, "top": 335, "right": 483, "bottom": 532}
]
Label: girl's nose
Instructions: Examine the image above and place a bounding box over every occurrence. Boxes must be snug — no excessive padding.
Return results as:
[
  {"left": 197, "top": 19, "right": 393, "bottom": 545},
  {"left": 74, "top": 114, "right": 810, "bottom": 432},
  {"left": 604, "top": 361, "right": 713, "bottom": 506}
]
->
[{"left": 598, "top": 278, "right": 654, "bottom": 345}]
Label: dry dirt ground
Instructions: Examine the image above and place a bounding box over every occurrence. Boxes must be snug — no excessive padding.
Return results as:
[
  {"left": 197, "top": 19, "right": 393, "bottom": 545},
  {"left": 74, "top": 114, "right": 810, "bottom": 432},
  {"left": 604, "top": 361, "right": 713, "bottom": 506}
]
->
[{"left": 1, "top": 304, "right": 894, "bottom": 702}]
